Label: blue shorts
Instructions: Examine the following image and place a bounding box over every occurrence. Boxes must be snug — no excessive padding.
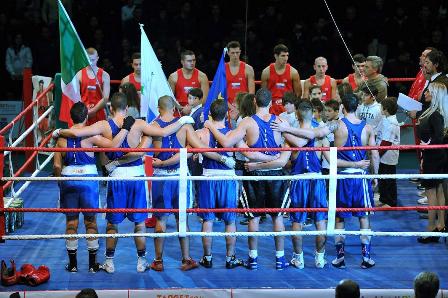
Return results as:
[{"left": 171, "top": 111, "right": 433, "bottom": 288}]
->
[
  {"left": 60, "top": 175, "right": 99, "bottom": 217},
  {"left": 336, "top": 173, "right": 374, "bottom": 218},
  {"left": 198, "top": 180, "right": 238, "bottom": 223},
  {"left": 152, "top": 177, "right": 191, "bottom": 218},
  {"left": 290, "top": 178, "right": 328, "bottom": 224},
  {"left": 106, "top": 178, "right": 148, "bottom": 224}
]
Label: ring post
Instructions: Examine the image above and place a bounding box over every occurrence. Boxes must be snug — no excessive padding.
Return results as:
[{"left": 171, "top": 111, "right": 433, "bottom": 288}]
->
[
  {"left": 178, "top": 148, "right": 188, "bottom": 237},
  {"left": 0, "top": 135, "right": 6, "bottom": 242},
  {"left": 326, "top": 147, "right": 337, "bottom": 236}
]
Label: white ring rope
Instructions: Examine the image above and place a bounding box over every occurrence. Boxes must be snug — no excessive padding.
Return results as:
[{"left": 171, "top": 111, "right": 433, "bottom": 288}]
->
[
  {"left": 3, "top": 230, "right": 447, "bottom": 241},
  {"left": 3, "top": 173, "right": 448, "bottom": 182}
]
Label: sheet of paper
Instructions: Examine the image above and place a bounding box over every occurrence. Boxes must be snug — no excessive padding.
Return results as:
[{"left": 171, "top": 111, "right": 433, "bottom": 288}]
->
[{"left": 397, "top": 93, "right": 422, "bottom": 111}]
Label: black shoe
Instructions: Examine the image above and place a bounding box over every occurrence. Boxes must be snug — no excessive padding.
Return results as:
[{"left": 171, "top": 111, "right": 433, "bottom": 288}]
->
[
  {"left": 417, "top": 229, "right": 440, "bottom": 243},
  {"left": 89, "top": 263, "right": 101, "bottom": 273},
  {"left": 199, "top": 256, "right": 213, "bottom": 268},
  {"left": 331, "top": 258, "right": 346, "bottom": 269},
  {"left": 361, "top": 258, "right": 375, "bottom": 269},
  {"left": 226, "top": 256, "right": 244, "bottom": 269},
  {"left": 417, "top": 184, "right": 425, "bottom": 190},
  {"left": 65, "top": 264, "right": 78, "bottom": 272}
]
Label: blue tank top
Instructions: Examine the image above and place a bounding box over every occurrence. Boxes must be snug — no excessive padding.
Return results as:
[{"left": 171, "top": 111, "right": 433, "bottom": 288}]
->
[
  {"left": 105, "top": 119, "right": 142, "bottom": 167},
  {"left": 291, "top": 122, "right": 321, "bottom": 174},
  {"left": 202, "top": 127, "right": 232, "bottom": 170},
  {"left": 64, "top": 137, "right": 96, "bottom": 166},
  {"left": 337, "top": 118, "right": 367, "bottom": 162},
  {"left": 250, "top": 114, "right": 280, "bottom": 155},
  {"left": 155, "top": 118, "right": 182, "bottom": 170}
]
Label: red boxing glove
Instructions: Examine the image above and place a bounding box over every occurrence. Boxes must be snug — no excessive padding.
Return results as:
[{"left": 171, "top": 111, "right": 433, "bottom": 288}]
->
[
  {"left": 27, "top": 265, "right": 50, "bottom": 286},
  {"left": 1, "top": 259, "right": 17, "bottom": 286},
  {"left": 17, "top": 264, "right": 36, "bottom": 284}
]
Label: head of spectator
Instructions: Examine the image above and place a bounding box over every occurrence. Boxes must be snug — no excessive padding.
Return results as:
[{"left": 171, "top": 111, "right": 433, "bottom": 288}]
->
[
  {"left": 380, "top": 97, "right": 398, "bottom": 117},
  {"left": 282, "top": 92, "right": 297, "bottom": 115},
  {"left": 240, "top": 93, "right": 256, "bottom": 118},
  {"left": 297, "top": 100, "right": 313, "bottom": 122},
  {"left": 424, "top": 49, "right": 447, "bottom": 77},
  {"left": 342, "top": 94, "right": 359, "bottom": 114},
  {"left": 255, "top": 88, "right": 272, "bottom": 109},
  {"left": 337, "top": 82, "right": 354, "bottom": 98},
  {"left": 119, "top": 82, "right": 140, "bottom": 114},
  {"left": 414, "top": 271, "right": 440, "bottom": 298},
  {"left": 335, "top": 279, "right": 360, "bottom": 298},
  {"left": 352, "top": 53, "right": 366, "bottom": 76},
  {"left": 86, "top": 48, "right": 99, "bottom": 67},
  {"left": 273, "top": 44, "right": 289, "bottom": 67},
  {"left": 131, "top": 52, "right": 141, "bottom": 76},
  {"left": 227, "top": 41, "right": 242, "bottom": 64},
  {"left": 419, "top": 47, "right": 437, "bottom": 68},
  {"left": 180, "top": 50, "right": 196, "bottom": 71},
  {"left": 364, "top": 56, "right": 383, "bottom": 79},
  {"left": 76, "top": 288, "right": 98, "bottom": 298},
  {"left": 187, "top": 87, "right": 203, "bottom": 109},
  {"left": 311, "top": 98, "right": 324, "bottom": 122},
  {"left": 309, "top": 85, "right": 323, "bottom": 101},
  {"left": 313, "top": 56, "right": 328, "bottom": 77},
  {"left": 324, "top": 99, "right": 340, "bottom": 121},
  {"left": 421, "top": 82, "right": 448, "bottom": 129},
  {"left": 360, "top": 84, "right": 379, "bottom": 105}
]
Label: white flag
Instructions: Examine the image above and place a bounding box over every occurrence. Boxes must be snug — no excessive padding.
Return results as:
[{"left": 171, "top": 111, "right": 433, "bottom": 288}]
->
[{"left": 140, "top": 25, "right": 174, "bottom": 121}]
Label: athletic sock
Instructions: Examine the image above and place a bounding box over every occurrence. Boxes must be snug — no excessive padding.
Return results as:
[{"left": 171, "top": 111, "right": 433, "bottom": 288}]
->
[
  {"left": 361, "top": 243, "right": 371, "bottom": 260},
  {"left": 275, "top": 250, "right": 285, "bottom": 258},
  {"left": 249, "top": 250, "right": 258, "bottom": 258},
  {"left": 335, "top": 242, "right": 345, "bottom": 259},
  {"left": 106, "top": 248, "right": 115, "bottom": 258}
]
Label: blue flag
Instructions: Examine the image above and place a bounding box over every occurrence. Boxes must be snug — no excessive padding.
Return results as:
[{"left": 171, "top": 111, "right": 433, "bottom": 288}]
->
[{"left": 202, "top": 48, "right": 227, "bottom": 119}]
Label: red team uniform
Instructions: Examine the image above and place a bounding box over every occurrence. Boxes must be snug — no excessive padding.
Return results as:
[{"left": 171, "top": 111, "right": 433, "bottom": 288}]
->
[
  {"left": 128, "top": 73, "right": 141, "bottom": 92},
  {"left": 267, "top": 63, "right": 293, "bottom": 115},
  {"left": 408, "top": 69, "right": 426, "bottom": 100},
  {"left": 80, "top": 68, "right": 106, "bottom": 125},
  {"left": 309, "top": 75, "right": 332, "bottom": 102},
  {"left": 225, "top": 61, "right": 248, "bottom": 105},
  {"left": 174, "top": 68, "right": 200, "bottom": 107}
]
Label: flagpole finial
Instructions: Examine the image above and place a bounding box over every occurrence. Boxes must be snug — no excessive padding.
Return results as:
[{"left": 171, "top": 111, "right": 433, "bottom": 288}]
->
[{"left": 139, "top": 23, "right": 144, "bottom": 29}]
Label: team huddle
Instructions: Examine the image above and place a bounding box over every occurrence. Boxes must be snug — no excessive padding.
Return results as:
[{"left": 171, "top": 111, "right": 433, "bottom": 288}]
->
[{"left": 52, "top": 41, "right": 407, "bottom": 273}]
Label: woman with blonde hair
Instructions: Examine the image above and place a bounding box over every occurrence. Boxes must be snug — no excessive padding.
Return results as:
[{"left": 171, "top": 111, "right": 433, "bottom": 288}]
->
[{"left": 417, "top": 82, "right": 447, "bottom": 243}]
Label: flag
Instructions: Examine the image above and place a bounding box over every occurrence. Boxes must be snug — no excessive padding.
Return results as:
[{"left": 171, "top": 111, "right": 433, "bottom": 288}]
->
[
  {"left": 202, "top": 48, "right": 227, "bottom": 119},
  {"left": 57, "top": 0, "right": 90, "bottom": 125},
  {"left": 140, "top": 24, "right": 174, "bottom": 122}
]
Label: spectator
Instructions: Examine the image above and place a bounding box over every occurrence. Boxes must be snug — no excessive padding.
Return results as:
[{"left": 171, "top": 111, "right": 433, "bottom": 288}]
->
[
  {"left": 414, "top": 272, "right": 440, "bottom": 298},
  {"left": 76, "top": 288, "right": 98, "bottom": 298},
  {"left": 362, "top": 56, "right": 388, "bottom": 102},
  {"left": 335, "top": 279, "right": 360, "bottom": 298},
  {"left": 5, "top": 33, "right": 32, "bottom": 98},
  {"left": 119, "top": 82, "right": 140, "bottom": 119},
  {"left": 356, "top": 84, "right": 383, "bottom": 135}
]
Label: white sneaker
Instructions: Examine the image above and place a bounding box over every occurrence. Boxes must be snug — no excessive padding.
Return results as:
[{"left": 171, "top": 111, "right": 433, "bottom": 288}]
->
[
  {"left": 315, "top": 251, "right": 327, "bottom": 268},
  {"left": 102, "top": 258, "right": 115, "bottom": 273},
  {"left": 418, "top": 197, "right": 428, "bottom": 205},
  {"left": 137, "top": 256, "right": 150, "bottom": 273},
  {"left": 290, "top": 252, "right": 304, "bottom": 269},
  {"left": 418, "top": 190, "right": 426, "bottom": 197}
]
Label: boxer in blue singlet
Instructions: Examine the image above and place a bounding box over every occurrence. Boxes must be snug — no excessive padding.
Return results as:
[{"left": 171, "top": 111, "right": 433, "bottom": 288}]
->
[{"left": 271, "top": 94, "right": 379, "bottom": 270}]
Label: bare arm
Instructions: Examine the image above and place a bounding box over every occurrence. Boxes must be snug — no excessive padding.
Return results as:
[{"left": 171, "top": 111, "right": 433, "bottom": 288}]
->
[
  {"left": 153, "top": 153, "right": 180, "bottom": 168},
  {"left": 260, "top": 67, "right": 269, "bottom": 89},
  {"left": 271, "top": 119, "right": 335, "bottom": 139},
  {"left": 291, "top": 68, "right": 302, "bottom": 97},
  {"left": 59, "top": 121, "right": 106, "bottom": 138},
  {"left": 331, "top": 78, "right": 339, "bottom": 100},
  {"left": 53, "top": 138, "right": 65, "bottom": 177},
  {"left": 302, "top": 79, "right": 311, "bottom": 99},
  {"left": 140, "top": 120, "right": 184, "bottom": 137},
  {"left": 245, "top": 143, "right": 292, "bottom": 171},
  {"left": 368, "top": 125, "right": 379, "bottom": 175},
  {"left": 236, "top": 140, "right": 279, "bottom": 162},
  {"left": 283, "top": 133, "right": 309, "bottom": 148},
  {"left": 199, "top": 71, "right": 210, "bottom": 102},
  {"left": 87, "top": 129, "right": 128, "bottom": 148},
  {"left": 204, "top": 119, "right": 247, "bottom": 147},
  {"left": 109, "top": 136, "right": 152, "bottom": 166},
  {"left": 185, "top": 125, "right": 227, "bottom": 162},
  {"left": 246, "top": 64, "right": 255, "bottom": 94},
  {"left": 89, "top": 71, "right": 110, "bottom": 115}
]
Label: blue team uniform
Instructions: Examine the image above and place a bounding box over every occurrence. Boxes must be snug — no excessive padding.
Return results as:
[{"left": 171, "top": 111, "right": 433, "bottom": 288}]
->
[
  {"left": 198, "top": 127, "right": 237, "bottom": 223},
  {"left": 152, "top": 118, "right": 191, "bottom": 218},
  {"left": 59, "top": 137, "right": 99, "bottom": 217},
  {"left": 290, "top": 122, "right": 328, "bottom": 224},
  {"left": 105, "top": 119, "right": 147, "bottom": 224},
  {"left": 244, "top": 114, "right": 288, "bottom": 217},
  {"left": 190, "top": 106, "right": 204, "bottom": 130},
  {"left": 336, "top": 118, "right": 374, "bottom": 218}
]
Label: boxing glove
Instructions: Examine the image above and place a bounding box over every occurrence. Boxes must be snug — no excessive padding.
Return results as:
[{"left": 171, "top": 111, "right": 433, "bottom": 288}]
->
[
  {"left": 52, "top": 128, "right": 61, "bottom": 138},
  {"left": 17, "top": 264, "right": 36, "bottom": 284},
  {"left": 122, "top": 116, "right": 135, "bottom": 131},
  {"left": 1, "top": 259, "right": 17, "bottom": 286},
  {"left": 179, "top": 116, "right": 195, "bottom": 125},
  {"left": 220, "top": 156, "right": 236, "bottom": 169},
  {"left": 27, "top": 265, "right": 50, "bottom": 286},
  {"left": 105, "top": 160, "right": 120, "bottom": 173}
]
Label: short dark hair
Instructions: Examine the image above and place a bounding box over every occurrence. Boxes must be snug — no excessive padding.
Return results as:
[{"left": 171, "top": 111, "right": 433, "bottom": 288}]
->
[
  {"left": 337, "top": 82, "right": 353, "bottom": 98},
  {"left": 324, "top": 99, "right": 340, "bottom": 111},
  {"left": 70, "top": 102, "right": 88, "bottom": 124},
  {"left": 335, "top": 279, "right": 360, "bottom": 298},
  {"left": 342, "top": 94, "right": 359, "bottom": 113},
  {"left": 76, "top": 288, "right": 98, "bottom": 298},
  {"left": 414, "top": 272, "right": 440, "bottom": 298},
  {"left": 255, "top": 88, "right": 272, "bottom": 107},
  {"left": 360, "top": 84, "right": 379, "bottom": 98},
  {"left": 110, "top": 92, "right": 128, "bottom": 112},
  {"left": 309, "top": 85, "right": 321, "bottom": 94},
  {"left": 120, "top": 82, "right": 140, "bottom": 111},
  {"left": 425, "top": 47, "right": 437, "bottom": 52},
  {"left": 282, "top": 91, "right": 296, "bottom": 106},
  {"left": 426, "top": 50, "right": 447, "bottom": 73},
  {"left": 273, "top": 44, "right": 288, "bottom": 55},
  {"left": 210, "top": 98, "right": 228, "bottom": 121},
  {"left": 188, "top": 87, "right": 203, "bottom": 99},
  {"left": 181, "top": 50, "right": 195, "bottom": 60},
  {"left": 297, "top": 100, "right": 313, "bottom": 121},
  {"left": 310, "top": 98, "right": 324, "bottom": 112},
  {"left": 131, "top": 52, "right": 141, "bottom": 60},
  {"left": 239, "top": 93, "right": 256, "bottom": 118},
  {"left": 227, "top": 41, "right": 240, "bottom": 49},
  {"left": 353, "top": 53, "right": 366, "bottom": 64},
  {"left": 381, "top": 97, "right": 398, "bottom": 115}
]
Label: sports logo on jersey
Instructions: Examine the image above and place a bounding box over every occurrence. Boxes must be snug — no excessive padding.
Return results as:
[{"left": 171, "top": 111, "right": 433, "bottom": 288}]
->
[
  {"left": 231, "top": 82, "right": 241, "bottom": 89},
  {"left": 87, "top": 85, "right": 97, "bottom": 90},
  {"left": 276, "top": 82, "right": 286, "bottom": 89},
  {"left": 183, "top": 86, "right": 193, "bottom": 93}
]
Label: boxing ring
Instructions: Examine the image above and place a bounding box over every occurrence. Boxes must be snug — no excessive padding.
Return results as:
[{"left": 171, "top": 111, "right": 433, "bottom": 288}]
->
[{"left": 1, "top": 79, "right": 448, "bottom": 297}]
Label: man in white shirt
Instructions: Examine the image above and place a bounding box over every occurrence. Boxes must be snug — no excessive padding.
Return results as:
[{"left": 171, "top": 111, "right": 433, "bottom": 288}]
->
[{"left": 356, "top": 84, "right": 383, "bottom": 135}]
